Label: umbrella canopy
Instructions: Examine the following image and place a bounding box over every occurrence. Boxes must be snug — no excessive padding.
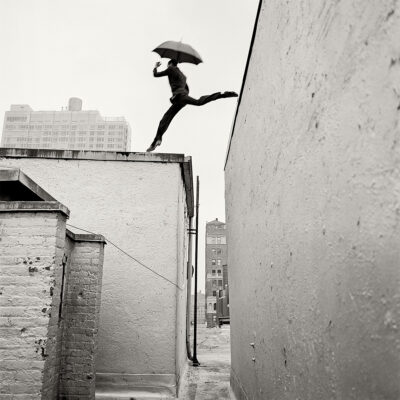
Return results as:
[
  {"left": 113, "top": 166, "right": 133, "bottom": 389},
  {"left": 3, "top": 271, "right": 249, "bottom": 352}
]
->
[{"left": 153, "top": 40, "right": 203, "bottom": 65}]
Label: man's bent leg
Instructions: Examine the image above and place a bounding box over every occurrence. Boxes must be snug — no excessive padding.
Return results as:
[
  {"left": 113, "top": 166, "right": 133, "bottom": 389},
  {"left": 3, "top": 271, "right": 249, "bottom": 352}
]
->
[{"left": 147, "top": 102, "right": 185, "bottom": 151}]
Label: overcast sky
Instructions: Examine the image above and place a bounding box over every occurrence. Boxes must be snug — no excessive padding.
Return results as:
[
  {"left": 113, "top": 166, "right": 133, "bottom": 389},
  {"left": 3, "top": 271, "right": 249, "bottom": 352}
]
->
[{"left": 0, "top": 0, "right": 258, "bottom": 290}]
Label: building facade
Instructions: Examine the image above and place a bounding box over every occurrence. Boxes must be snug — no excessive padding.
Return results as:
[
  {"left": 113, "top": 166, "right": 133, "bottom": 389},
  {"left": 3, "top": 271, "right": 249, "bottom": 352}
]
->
[
  {"left": 225, "top": 1, "right": 400, "bottom": 399},
  {"left": 0, "top": 148, "right": 193, "bottom": 399},
  {"left": 0, "top": 168, "right": 105, "bottom": 399},
  {"left": 190, "top": 291, "right": 206, "bottom": 325},
  {"left": 1, "top": 97, "right": 131, "bottom": 151},
  {"left": 205, "top": 219, "right": 228, "bottom": 328}
]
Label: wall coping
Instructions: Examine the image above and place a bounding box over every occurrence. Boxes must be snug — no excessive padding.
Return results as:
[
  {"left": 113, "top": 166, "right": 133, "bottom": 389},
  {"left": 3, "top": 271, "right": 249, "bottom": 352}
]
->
[
  {"left": 0, "top": 148, "right": 194, "bottom": 217},
  {"left": 0, "top": 200, "right": 70, "bottom": 217},
  {"left": 0, "top": 167, "right": 57, "bottom": 201},
  {"left": 66, "top": 228, "right": 106, "bottom": 244}
]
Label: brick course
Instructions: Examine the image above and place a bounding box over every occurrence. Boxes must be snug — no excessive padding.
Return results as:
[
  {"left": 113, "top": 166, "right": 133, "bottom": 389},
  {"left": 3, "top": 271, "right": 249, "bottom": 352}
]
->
[
  {"left": 0, "top": 211, "right": 65, "bottom": 399},
  {"left": 59, "top": 238, "right": 104, "bottom": 399}
]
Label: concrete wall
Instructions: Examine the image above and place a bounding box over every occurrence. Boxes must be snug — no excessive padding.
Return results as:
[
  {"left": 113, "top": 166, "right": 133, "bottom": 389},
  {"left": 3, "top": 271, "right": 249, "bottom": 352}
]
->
[
  {"left": 0, "top": 151, "right": 192, "bottom": 395},
  {"left": 225, "top": 1, "right": 400, "bottom": 399},
  {"left": 0, "top": 210, "right": 66, "bottom": 399}
]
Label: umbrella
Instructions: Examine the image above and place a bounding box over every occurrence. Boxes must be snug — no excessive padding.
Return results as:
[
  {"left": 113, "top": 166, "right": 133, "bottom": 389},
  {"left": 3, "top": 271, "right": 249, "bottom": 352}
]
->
[{"left": 153, "top": 40, "right": 203, "bottom": 65}]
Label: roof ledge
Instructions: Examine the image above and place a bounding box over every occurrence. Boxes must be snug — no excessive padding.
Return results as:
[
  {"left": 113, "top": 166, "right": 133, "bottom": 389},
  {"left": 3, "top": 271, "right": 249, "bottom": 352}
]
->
[
  {"left": 66, "top": 229, "right": 106, "bottom": 244},
  {"left": 0, "top": 200, "right": 70, "bottom": 217}
]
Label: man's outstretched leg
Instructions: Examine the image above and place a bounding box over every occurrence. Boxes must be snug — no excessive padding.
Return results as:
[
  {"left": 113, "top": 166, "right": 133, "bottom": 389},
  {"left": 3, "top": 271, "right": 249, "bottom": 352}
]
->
[
  {"left": 183, "top": 91, "right": 238, "bottom": 106},
  {"left": 147, "top": 102, "right": 185, "bottom": 152}
]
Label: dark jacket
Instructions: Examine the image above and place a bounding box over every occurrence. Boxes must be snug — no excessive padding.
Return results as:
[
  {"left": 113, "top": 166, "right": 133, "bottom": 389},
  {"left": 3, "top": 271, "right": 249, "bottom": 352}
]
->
[{"left": 153, "top": 65, "right": 189, "bottom": 96}]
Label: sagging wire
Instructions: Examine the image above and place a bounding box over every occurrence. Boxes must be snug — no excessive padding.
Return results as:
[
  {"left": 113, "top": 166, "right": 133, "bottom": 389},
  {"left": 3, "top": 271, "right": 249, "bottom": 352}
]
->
[{"left": 66, "top": 223, "right": 183, "bottom": 291}]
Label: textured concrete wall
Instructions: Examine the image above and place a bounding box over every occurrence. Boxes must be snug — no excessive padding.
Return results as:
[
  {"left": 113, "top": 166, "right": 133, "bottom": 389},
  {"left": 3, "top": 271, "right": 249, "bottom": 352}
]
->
[
  {"left": 0, "top": 157, "right": 189, "bottom": 384},
  {"left": 0, "top": 211, "right": 66, "bottom": 399},
  {"left": 59, "top": 237, "right": 105, "bottom": 399},
  {"left": 226, "top": 1, "right": 400, "bottom": 399}
]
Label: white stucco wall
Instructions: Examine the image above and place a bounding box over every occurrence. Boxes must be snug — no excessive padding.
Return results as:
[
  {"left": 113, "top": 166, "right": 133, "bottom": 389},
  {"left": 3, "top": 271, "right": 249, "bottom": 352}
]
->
[
  {"left": 225, "top": 1, "right": 400, "bottom": 399},
  {"left": 0, "top": 155, "right": 190, "bottom": 385}
]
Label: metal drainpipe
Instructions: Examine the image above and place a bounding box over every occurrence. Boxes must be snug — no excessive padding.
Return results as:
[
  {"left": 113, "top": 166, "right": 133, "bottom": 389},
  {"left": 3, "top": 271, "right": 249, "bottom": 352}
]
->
[
  {"left": 192, "top": 176, "right": 200, "bottom": 366},
  {"left": 185, "top": 216, "right": 194, "bottom": 360}
]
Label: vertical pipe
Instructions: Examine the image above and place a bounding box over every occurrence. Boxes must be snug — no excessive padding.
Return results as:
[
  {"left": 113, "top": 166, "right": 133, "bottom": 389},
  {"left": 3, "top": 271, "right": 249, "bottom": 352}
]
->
[
  {"left": 186, "top": 217, "right": 193, "bottom": 360},
  {"left": 192, "top": 176, "right": 200, "bottom": 366}
]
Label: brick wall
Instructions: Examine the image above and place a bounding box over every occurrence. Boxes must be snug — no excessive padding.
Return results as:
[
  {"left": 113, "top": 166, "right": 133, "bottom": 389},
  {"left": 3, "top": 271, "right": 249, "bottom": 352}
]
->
[
  {"left": 59, "top": 234, "right": 105, "bottom": 399},
  {"left": 0, "top": 211, "right": 66, "bottom": 399},
  {"left": 0, "top": 208, "right": 105, "bottom": 400}
]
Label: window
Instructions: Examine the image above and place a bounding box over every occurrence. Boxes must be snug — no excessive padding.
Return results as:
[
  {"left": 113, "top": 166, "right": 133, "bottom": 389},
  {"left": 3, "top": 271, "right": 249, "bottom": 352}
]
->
[
  {"left": 217, "top": 237, "right": 221, "bottom": 244},
  {"left": 211, "top": 249, "right": 216, "bottom": 255},
  {"left": 217, "top": 259, "right": 221, "bottom": 266},
  {"left": 208, "top": 303, "right": 213, "bottom": 311},
  {"left": 7, "top": 116, "right": 27, "bottom": 122},
  {"left": 217, "top": 269, "right": 221, "bottom": 275},
  {"left": 212, "top": 291, "right": 217, "bottom": 296},
  {"left": 213, "top": 303, "right": 216, "bottom": 311},
  {"left": 212, "top": 269, "right": 216, "bottom": 275},
  {"left": 211, "top": 259, "right": 216, "bottom": 265},
  {"left": 96, "top": 144, "right": 103, "bottom": 148},
  {"left": 97, "top": 138, "right": 104, "bottom": 142},
  {"left": 218, "top": 280, "right": 223, "bottom": 287},
  {"left": 217, "top": 249, "right": 222, "bottom": 255},
  {"left": 108, "top": 138, "right": 114, "bottom": 142},
  {"left": 206, "top": 236, "right": 216, "bottom": 244}
]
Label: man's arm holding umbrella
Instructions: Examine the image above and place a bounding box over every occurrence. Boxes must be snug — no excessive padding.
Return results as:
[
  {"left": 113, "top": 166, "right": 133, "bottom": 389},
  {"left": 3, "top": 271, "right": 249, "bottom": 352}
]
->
[{"left": 153, "top": 61, "right": 169, "bottom": 77}]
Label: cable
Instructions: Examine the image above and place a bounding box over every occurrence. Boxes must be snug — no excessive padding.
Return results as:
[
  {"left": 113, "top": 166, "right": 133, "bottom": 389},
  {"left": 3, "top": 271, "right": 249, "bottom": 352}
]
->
[{"left": 66, "top": 223, "right": 183, "bottom": 291}]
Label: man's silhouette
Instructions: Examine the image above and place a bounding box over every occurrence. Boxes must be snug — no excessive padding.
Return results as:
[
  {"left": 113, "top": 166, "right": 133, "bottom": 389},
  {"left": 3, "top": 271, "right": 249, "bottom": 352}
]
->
[{"left": 147, "top": 59, "right": 238, "bottom": 152}]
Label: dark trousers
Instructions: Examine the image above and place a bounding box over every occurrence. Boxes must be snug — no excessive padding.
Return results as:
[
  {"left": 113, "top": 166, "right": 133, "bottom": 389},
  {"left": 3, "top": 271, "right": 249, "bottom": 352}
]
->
[{"left": 151, "top": 92, "right": 225, "bottom": 145}]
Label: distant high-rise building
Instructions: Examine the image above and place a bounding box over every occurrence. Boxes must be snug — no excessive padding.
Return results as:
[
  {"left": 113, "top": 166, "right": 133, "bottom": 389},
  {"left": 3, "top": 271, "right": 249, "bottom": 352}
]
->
[
  {"left": 1, "top": 98, "right": 131, "bottom": 152},
  {"left": 205, "top": 218, "right": 228, "bottom": 328}
]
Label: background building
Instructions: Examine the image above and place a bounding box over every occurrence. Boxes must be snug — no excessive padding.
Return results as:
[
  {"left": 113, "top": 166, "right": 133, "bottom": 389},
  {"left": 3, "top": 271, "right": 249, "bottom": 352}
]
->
[
  {"left": 205, "top": 219, "right": 227, "bottom": 328},
  {"left": 1, "top": 97, "right": 131, "bottom": 151},
  {"left": 190, "top": 291, "right": 206, "bottom": 325},
  {"left": 225, "top": 1, "right": 400, "bottom": 399}
]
